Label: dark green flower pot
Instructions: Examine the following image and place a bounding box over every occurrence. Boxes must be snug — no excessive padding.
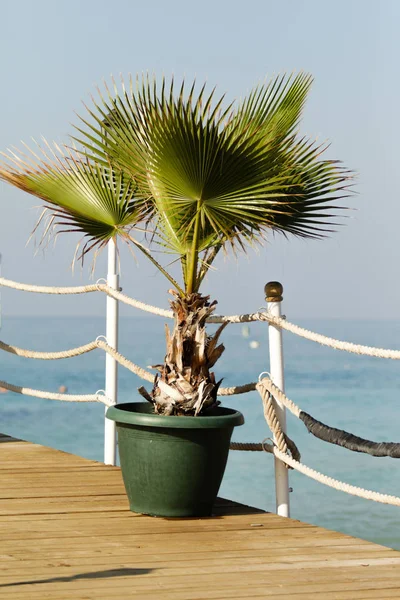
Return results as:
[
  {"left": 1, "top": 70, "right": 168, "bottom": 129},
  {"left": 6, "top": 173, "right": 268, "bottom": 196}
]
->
[{"left": 106, "top": 402, "right": 244, "bottom": 517}]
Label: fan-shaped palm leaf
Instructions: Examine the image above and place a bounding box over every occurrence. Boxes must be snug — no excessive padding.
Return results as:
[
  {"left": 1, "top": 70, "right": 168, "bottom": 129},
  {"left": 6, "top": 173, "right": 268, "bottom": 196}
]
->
[
  {"left": 0, "top": 142, "right": 151, "bottom": 257},
  {"left": 74, "top": 74, "right": 352, "bottom": 292}
]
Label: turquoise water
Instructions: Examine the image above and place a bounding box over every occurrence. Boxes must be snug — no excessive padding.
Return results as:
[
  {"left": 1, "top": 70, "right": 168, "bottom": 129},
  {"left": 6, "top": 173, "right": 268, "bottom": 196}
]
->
[{"left": 1, "top": 316, "right": 400, "bottom": 550}]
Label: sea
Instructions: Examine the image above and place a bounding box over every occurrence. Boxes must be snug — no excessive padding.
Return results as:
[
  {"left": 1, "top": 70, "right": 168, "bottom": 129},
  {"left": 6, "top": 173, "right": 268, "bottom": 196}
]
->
[{"left": 1, "top": 315, "right": 400, "bottom": 550}]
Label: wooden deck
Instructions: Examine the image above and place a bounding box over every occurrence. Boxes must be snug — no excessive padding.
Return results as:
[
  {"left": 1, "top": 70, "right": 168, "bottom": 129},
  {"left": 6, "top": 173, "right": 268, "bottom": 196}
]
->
[{"left": 1, "top": 434, "right": 400, "bottom": 599}]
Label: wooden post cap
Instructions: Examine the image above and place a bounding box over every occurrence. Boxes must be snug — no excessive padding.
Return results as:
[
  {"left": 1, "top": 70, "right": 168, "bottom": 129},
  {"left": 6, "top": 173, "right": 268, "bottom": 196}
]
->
[{"left": 265, "top": 281, "right": 283, "bottom": 302}]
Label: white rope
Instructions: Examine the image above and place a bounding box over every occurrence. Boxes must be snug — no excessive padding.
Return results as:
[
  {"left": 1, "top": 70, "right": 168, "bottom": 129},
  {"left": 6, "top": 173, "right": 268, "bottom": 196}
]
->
[
  {"left": 0, "top": 336, "right": 257, "bottom": 395},
  {"left": 3, "top": 276, "right": 400, "bottom": 358},
  {"left": 96, "top": 340, "right": 154, "bottom": 383},
  {"left": 273, "top": 447, "right": 400, "bottom": 507},
  {"left": 218, "top": 382, "right": 257, "bottom": 395},
  {"left": 262, "top": 313, "right": 400, "bottom": 360},
  {"left": 230, "top": 437, "right": 400, "bottom": 505},
  {"left": 0, "top": 276, "right": 259, "bottom": 322},
  {"left": 97, "top": 340, "right": 257, "bottom": 395},
  {"left": 256, "top": 378, "right": 301, "bottom": 418},
  {"left": 254, "top": 378, "right": 400, "bottom": 505},
  {"left": 0, "top": 380, "right": 113, "bottom": 406},
  {"left": 96, "top": 295, "right": 400, "bottom": 357},
  {"left": 0, "top": 276, "right": 99, "bottom": 295},
  {"left": 0, "top": 339, "right": 98, "bottom": 359},
  {"left": 102, "top": 286, "right": 173, "bottom": 318},
  {"left": 208, "top": 312, "right": 263, "bottom": 324}
]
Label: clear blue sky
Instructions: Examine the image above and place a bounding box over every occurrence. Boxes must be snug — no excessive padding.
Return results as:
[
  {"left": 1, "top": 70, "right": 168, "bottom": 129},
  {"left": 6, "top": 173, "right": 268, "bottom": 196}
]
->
[{"left": 0, "top": 0, "right": 398, "bottom": 319}]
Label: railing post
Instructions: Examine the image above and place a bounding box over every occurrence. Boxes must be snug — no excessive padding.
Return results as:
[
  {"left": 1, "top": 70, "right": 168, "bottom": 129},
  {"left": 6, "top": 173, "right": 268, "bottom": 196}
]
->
[
  {"left": 104, "top": 239, "right": 119, "bottom": 465},
  {"left": 265, "top": 281, "right": 290, "bottom": 517}
]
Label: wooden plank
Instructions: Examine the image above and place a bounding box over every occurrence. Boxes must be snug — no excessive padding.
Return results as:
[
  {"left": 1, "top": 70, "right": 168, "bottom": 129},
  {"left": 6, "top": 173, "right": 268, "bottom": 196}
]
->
[
  {"left": 1, "top": 572, "right": 400, "bottom": 598},
  {"left": 0, "top": 586, "right": 397, "bottom": 600},
  {"left": 0, "top": 518, "right": 315, "bottom": 540},
  {"left": 2, "top": 568, "right": 400, "bottom": 596},
  {"left": 0, "top": 527, "right": 380, "bottom": 552},
  {"left": 0, "top": 433, "right": 399, "bottom": 600},
  {"left": 1, "top": 546, "right": 398, "bottom": 570},
  {"left": 1, "top": 551, "right": 400, "bottom": 578}
]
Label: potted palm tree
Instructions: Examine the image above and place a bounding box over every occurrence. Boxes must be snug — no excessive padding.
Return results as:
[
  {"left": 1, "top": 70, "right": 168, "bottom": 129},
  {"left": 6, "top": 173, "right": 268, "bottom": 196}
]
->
[{"left": 0, "top": 73, "right": 351, "bottom": 517}]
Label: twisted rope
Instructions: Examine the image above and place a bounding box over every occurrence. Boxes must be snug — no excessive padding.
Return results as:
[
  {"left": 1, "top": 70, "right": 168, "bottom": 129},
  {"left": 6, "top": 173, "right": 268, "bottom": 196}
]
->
[
  {"left": 0, "top": 277, "right": 263, "bottom": 322},
  {"left": 253, "top": 379, "right": 400, "bottom": 505},
  {"left": 96, "top": 340, "right": 154, "bottom": 383},
  {"left": 0, "top": 339, "right": 98, "bottom": 359},
  {"left": 2, "top": 274, "right": 400, "bottom": 358},
  {"left": 4, "top": 275, "right": 400, "bottom": 359},
  {"left": 0, "top": 276, "right": 258, "bottom": 321},
  {"left": 98, "top": 340, "right": 257, "bottom": 396},
  {"left": 101, "top": 286, "right": 174, "bottom": 318},
  {"left": 257, "top": 378, "right": 400, "bottom": 459},
  {"left": 0, "top": 336, "right": 257, "bottom": 395},
  {"left": 261, "top": 313, "right": 400, "bottom": 360},
  {"left": 230, "top": 440, "right": 400, "bottom": 505},
  {"left": 0, "top": 276, "right": 100, "bottom": 295},
  {"left": 0, "top": 380, "right": 112, "bottom": 405},
  {"left": 255, "top": 380, "right": 301, "bottom": 466},
  {"left": 262, "top": 386, "right": 289, "bottom": 456},
  {"left": 256, "top": 378, "right": 301, "bottom": 418},
  {"left": 230, "top": 441, "right": 270, "bottom": 452},
  {"left": 218, "top": 382, "right": 257, "bottom": 395},
  {"left": 273, "top": 447, "right": 400, "bottom": 507}
]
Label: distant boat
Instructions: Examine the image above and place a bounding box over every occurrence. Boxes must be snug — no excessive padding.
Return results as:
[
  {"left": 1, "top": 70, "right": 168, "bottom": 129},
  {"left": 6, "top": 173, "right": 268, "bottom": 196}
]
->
[
  {"left": 249, "top": 340, "right": 260, "bottom": 349},
  {"left": 242, "top": 325, "right": 260, "bottom": 348},
  {"left": 242, "top": 325, "right": 250, "bottom": 338}
]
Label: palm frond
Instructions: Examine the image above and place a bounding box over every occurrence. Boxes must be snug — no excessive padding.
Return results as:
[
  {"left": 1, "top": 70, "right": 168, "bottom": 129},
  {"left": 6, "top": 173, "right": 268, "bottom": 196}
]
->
[
  {"left": 0, "top": 142, "right": 150, "bottom": 256},
  {"left": 224, "top": 72, "right": 313, "bottom": 143},
  {"left": 1, "top": 73, "right": 354, "bottom": 292},
  {"left": 73, "top": 75, "right": 352, "bottom": 286}
]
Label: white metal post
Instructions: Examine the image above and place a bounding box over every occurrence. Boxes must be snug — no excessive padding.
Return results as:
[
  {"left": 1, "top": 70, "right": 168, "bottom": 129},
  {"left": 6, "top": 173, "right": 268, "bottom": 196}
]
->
[
  {"left": 265, "top": 281, "right": 290, "bottom": 517},
  {"left": 104, "top": 240, "right": 119, "bottom": 465}
]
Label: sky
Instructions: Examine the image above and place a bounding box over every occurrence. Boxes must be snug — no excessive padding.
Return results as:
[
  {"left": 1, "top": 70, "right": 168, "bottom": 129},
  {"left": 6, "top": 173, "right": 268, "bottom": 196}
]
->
[{"left": 0, "top": 0, "right": 398, "bottom": 320}]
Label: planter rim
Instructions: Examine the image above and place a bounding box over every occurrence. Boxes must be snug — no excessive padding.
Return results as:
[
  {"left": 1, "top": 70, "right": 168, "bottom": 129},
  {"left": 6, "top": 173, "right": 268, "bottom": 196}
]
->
[{"left": 106, "top": 402, "right": 244, "bottom": 429}]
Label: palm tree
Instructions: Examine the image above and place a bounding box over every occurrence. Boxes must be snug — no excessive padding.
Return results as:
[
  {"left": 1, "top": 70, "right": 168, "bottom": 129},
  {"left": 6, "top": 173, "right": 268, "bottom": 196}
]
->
[{"left": 0, "top": 73, "right": 352, "bottom": 416}]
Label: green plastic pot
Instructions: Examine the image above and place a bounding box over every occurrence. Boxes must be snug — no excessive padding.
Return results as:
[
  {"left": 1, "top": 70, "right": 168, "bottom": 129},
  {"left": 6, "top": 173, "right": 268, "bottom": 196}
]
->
[{"left": 106, "top": 402, "right": 244, "bottom": 517}]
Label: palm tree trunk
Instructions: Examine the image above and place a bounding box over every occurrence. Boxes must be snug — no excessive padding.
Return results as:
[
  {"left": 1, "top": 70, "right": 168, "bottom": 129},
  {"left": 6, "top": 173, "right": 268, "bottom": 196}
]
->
[{"left": 148, "top": 291, "right": 228, "bottom": 415}]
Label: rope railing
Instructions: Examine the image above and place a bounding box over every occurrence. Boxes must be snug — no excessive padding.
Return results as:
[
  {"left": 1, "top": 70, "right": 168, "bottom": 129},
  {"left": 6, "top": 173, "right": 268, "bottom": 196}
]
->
[
  {"left": 254, "top": 378, "right": 400, "bottom": 507},
  {"left": 2, "top": 276, "right": 400, "bottom": 358},
  {"left": 273, "top": 447, "right": 400, "bottom": 507},
  {"left": 229, "top": 442, "right": 269, "bottom": 452},
  {"left": 261, "top": 314, "right": 400, "bottom": 360},
  {"left": 0, "top": 276, "right": 100, "bottom": 295},
  {"left": 0, "top": 276, "right": 261, "bottom": 322},
  {"left": 0, "top": 380, "right": 112, "bottom": 405},
  {"left": 0, "top": 336, "right": 257, "bottom": 396},
  {"left": 104, "top": 296, "right": 400, "bottom": 358},
  {"left": 0, "top": 339, "right": 98, "bottom": 360},
  {"left": 257, "top": 378, "right": 400, "bottom": 459},
  {"left": 229, "top": 382, "right": 400, "bottom": 507},
  {"left": 3, "top": 274, "right": 400, "bottom": 511}
]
